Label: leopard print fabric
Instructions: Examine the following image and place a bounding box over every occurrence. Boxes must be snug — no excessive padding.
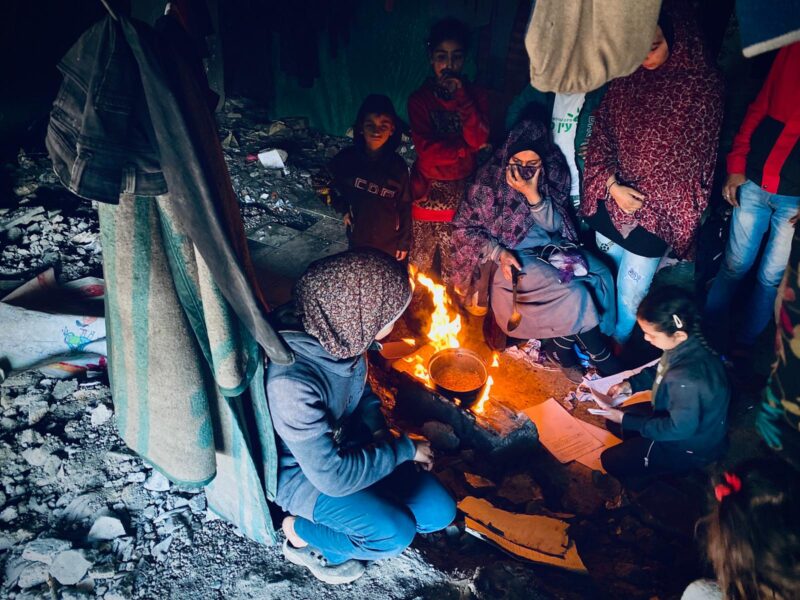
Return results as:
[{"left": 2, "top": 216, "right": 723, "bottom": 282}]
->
[
  {"left": 409, "top": 220, "right": 455, "bottom": 284},
  {"left": 414, "top": 178, "right": 468, "bottom": 211}
]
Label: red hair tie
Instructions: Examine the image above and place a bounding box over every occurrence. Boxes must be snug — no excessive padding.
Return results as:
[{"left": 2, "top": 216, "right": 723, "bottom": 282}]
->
[{"left": 714, "top": 472, "right": 743, "bottom": 502}]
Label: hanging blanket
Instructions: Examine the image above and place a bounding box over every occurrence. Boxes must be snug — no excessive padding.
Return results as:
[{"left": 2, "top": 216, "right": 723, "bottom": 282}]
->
[{"left": 100, "top": 195, "right": 279, "bottom": 543}]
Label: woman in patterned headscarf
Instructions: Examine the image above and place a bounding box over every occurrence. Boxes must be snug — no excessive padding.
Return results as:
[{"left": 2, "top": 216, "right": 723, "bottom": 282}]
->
[
  {"left": 451, "top": 119, "right": 621, "bottom": 382},
  {"left": 581, "top": 0, "right": 723, "bottom": 344},
  {"left": 266, "top": 249, "right": 455, "bottom": 585}
]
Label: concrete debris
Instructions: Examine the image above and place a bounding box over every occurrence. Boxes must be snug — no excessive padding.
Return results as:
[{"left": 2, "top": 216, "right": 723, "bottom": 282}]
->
[
  {"left": 90, "top": 403, "right": 112, "bottom": 427},
  {"left": 87, "top": 514, "right": 126, "bottom": 542},
  {"left": 21, "top": 446, "right": 51, "bottom": 467},
  {"left": 22, "top": 537, "right": 72, "bottom": 564},
  {"left": 49, "top": 549, "right": 92, "bottom": 585},
  {"left": 151, "top": 536, "right": 173, "bottom": 562},
  {"left": 0, "top": 103, "right": 701, "bottom": 600},
  {"left": 17, "top": 560, "right": 50, "bottom": 588},
  {"left": 143, "top": 471, "right": 170, "bottom": 492},
  {"left": 52, "top": 379, "right": 79, "bottom": 400}
]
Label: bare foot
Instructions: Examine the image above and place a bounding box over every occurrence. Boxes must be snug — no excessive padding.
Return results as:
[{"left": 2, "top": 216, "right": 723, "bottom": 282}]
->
[{"left": 282, "top": 516, "right": 307, "bottom": 548}]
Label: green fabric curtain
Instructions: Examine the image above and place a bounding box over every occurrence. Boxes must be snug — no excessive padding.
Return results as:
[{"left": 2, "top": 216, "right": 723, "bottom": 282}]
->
[{"left": 269, "top": 0, "right": 492, "bottom": 135}]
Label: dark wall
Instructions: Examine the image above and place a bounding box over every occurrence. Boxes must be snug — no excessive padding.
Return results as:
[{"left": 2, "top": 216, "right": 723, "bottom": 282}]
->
[{"left": 0, "top": 1, "right": 106, "bottom": 159}]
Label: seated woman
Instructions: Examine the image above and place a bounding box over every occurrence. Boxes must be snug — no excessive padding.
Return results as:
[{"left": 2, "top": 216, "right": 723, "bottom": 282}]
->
[
  {"left": 267, "top": 250, "right": 455, "bottom": 585},
  {"left": 598, "top": 286, "right": 730, "bottom": 479},
  {"left": 451, "top": 120, "right": 621, "bottom": 382}
]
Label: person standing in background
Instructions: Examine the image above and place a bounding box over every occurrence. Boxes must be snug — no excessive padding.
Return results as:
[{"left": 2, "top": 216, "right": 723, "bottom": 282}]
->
[
  {"left": 407, "top": 17, "right": 489, "bottom": 286},
  {"left": 705, "top": 42, "right": 800, "bottom": 359}
]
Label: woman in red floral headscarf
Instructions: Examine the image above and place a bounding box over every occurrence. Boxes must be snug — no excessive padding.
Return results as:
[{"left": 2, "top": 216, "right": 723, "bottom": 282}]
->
[{"left": 580, "top": 0, "right": 723, "bottom": 344}]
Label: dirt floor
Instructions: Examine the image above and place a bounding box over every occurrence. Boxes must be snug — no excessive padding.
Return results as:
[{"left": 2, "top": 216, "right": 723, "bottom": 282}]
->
[{"left": 0, "top": 100, "right": 775, "bottom": 599}]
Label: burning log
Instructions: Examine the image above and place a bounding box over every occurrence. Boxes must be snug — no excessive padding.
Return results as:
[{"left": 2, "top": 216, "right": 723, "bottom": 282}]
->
[{"left": 386, "top": 269, "right": 539, "bottom": 458}]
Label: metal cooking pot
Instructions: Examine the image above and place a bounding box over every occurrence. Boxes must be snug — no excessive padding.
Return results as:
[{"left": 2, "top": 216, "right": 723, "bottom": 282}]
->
[{"left": 427, "top": 348, "right": 488, "bottom": 408}]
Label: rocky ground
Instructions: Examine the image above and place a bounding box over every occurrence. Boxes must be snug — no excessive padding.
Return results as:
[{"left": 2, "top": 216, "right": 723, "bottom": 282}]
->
[{"left": 0, "top": 98, "right": 767, "bottom": 599}]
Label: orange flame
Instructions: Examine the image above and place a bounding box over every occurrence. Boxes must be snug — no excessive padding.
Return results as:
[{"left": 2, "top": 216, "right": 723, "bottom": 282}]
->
[
  {"left": 472, "top": 375, "right": 494, "bottom": 414},
  {"left": 414, "top": 271, "right": 461, "bottom": 352},
  {"left": 473, "top": 353, "right": 500, "bottom": 414}
]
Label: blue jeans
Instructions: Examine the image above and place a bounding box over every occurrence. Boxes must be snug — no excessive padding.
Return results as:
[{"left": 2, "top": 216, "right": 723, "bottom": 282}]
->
[
  {"left": 705, "top": 180, "right": 800, "bottom": 346},
  {"left": 293, "top": 464, "right": 456, "bottom": 565},
  {"left": 595, "top": 231, "right": 662, "bottom": 343}
]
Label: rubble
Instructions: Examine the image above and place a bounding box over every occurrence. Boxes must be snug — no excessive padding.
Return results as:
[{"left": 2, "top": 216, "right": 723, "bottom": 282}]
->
[
  {"left": 0, "top": 99, "right": 713, "bottom": 600},
  {"left": 49, "top": 549, "right": 92, "bottom": 585}
]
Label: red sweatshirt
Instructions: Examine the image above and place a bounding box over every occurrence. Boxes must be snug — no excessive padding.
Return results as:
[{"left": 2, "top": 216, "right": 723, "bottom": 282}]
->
[
  {"left": 727, "top": 41, "right": 800, "bottom": 196},
  {"left": 408, "top": 80, "right": 489, "bottom": 215}
]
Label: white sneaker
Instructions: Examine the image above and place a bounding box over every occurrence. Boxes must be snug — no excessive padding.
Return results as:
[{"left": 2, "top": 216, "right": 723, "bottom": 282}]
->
[{"left": 282, "top": 540, "right": 365, "bottom": 585}]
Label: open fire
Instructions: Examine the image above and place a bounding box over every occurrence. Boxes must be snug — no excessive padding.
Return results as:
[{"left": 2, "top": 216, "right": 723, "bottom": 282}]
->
[{"left": 403, "top": 267, "right": 499, "bottom": 414}]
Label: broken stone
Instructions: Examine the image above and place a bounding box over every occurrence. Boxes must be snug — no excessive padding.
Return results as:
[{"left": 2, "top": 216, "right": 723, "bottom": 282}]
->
[
  {"left": 52, "top": 379, "right": 78, "bottom": 400},
  {"left": 16, "top": 429, "right": 44, "bottom": 447},
  {"left": 87, "top": 515, "right": 126, "bottom": 542},
  {"left": 151, "top": 536, "right": 172, "bottom": 562},
  {"left": 22, "top": 538, "right": 72, "bottom": 564},
  {"left": 18, "top": 560, "right": 49, "bottom": 589},
  {"left": 21, "top": 446, "right": 50, "bottom": 467},
  {"left": 89, "top": 564, "right": 115, "bottom": 579},
  {"left": 59, "top": 492, "right": 107, "bottom": 528},
  {"left": 188, "top": 494, "right": 207, "bottom": 514},
  {"left": 144, "top": 471, "right": 170, "bottom": 492},
  {"left": 90, "top": 404, "right": 112, "bottom": 427},
  {"left": 6, "top": 226, "right": 23, "bottom": 243},
  {"left": 0, "top": 505, "right": 19, "bottom": 522},
  {"left": 49, "top": 549, "right": 92, "bottom": 585},
  {"left": 25, "top": 401, "right": 49, "bottom": 425}
]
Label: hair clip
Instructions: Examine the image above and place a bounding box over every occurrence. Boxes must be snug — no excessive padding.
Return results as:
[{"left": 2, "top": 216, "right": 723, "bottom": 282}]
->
[
  {"left": 672, "top": 314, "right": 683, "bottom": 329},
  {"left": 714, "top": 472, "right": 742, "bottom": 502}
]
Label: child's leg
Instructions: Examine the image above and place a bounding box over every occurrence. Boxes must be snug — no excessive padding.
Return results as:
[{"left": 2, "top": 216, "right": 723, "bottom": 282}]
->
[
  {"left": 601, "top": 438, "right": 706, "bottom": 479},
  {"left": 293, "top": 487, "right": 416, "bottom": 565},
  {"left": 373, "top": 463, "right": 456, "bottom": 534},
  {"left": 613, "top": 248, "right": 660, "bottom": 344}
]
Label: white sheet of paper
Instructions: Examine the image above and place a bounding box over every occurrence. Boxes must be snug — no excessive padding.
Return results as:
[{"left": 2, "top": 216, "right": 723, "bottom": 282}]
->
[
  {"left": 574, "top": 418, "right": 622, "bottom": 472},
  {"left": 585, "top": 359, "right": 659, "bottom": 396},
  {"left": 523, "top": 399, "right": 604, "bottom": 463}
]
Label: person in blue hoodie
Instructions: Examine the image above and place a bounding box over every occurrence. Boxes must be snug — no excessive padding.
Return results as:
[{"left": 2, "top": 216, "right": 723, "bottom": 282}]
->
[{"left": 267, "top": 250, "right": 456, "bottom": 585}]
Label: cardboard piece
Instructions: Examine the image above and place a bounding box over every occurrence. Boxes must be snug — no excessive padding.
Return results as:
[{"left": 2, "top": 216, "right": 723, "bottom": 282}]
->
[
  {"left": 459, "top": 496, "right": 586, "bottom": 572},
  {"left": 522, "top": 398, "right": 604, "bottom": 463}
]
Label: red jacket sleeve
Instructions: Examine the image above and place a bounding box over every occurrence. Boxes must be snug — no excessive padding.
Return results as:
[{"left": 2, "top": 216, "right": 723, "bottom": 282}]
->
[
  {"left": 408, "top": 92, "right": 469, "bottom": 168},
  {"left": 453, "top": 85, "right": 490, "bottom": 150},
  {"left": 726, "top": 50, "right": 781, "bottom": 175}
]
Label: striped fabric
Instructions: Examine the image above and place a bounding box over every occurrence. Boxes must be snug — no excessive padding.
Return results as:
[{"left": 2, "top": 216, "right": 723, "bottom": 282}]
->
[{"left": 99, "top": 194, "right": 278, "bottom": 544}]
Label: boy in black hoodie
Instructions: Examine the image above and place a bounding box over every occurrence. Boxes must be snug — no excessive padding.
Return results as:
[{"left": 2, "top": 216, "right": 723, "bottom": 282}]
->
[{"left": 329, "top": 95, "right": 412, "bottom": 260}]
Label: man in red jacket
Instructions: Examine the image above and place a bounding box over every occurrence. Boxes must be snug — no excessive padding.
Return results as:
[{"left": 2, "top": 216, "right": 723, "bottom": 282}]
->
[
  {"left": 408, "top": 17, "right": 489, "bottom": 285},
  {"left": 705, "top": 41, "right": 800, "bottom": 356}
]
